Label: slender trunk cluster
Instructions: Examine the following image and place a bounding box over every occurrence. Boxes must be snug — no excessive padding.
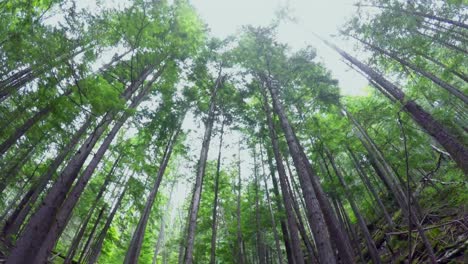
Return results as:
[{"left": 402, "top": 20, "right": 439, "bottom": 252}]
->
[
  {"left": 324, "top": 40, "right": 468, "bottom": 175},
  {"left": 183, "top": 72, "right": 225, "bottom": 264},
  {"left": 124, "top": 122, "right": 182, "bottom": 264},
  {"left": 6, "top": 63, "right": 165, "bottom": 264}
]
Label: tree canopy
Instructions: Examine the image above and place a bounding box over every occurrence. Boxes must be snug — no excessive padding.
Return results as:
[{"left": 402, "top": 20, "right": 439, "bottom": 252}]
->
[{"left": 0, "top": 0, "right": 466, "bottom": 263}]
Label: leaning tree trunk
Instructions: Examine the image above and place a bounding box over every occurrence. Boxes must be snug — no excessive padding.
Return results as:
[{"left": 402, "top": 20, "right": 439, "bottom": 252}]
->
[
  {"left": 210, "top": 121, "right": 225, "bottom": 264},
  {"left": 261, "top": 74, "right": 338, "bottom": 264},
  {"left": 0, "top": 103, "right": 52, "bottom": 155},
  {"left": 348, "top": 148, "right": 394, "bottom": 228},
  {"left": 265, "top": 149, "right": 295, "bottom": 264},
  {"left": 262, "top": 92, "right": 304, "bottom": 264},
  {"left": 285, "top": 171, "right": 317, "bottom": 263},
  {"left": 325, "top": 150, "right": 381, "bottom": 264},
  {"left": 87, "top": 180, "right": 129, "bottom": 264},
  {"left": 325, "top": 40, "right": 468, "bottom": 175},
  {"left": 343, "top": 110, "right": 437, "bottom": 263},
  {"left": 183, "top": 73, "right": 224, "bottom": 264},
  {"left": 2, "top": 115, "right": 92, "bottom": 240},
  {"left": 355, "top": 37, "right": 468, "bottom": 104},
  {"left": 34, "top": 73, "right": 162, "bottom": 264},
  {"left": 77, "top": 205, "right": 106, "bottom": 264},
  {"left": 124, "top": 124, "right": 181, "bottom": 264},
  {"left": 410, "top": 48, "right": 468, "bottom": 83},
  {"left": 415, "top": 30, "right": 468, "bottom": 55},
  {"left": 63, "top": 155, "right": 120, "bottom": 264},
  {"left": 365, "top": 4, "right": 468, "bottom": 30},
  {"left": 5, "top": 64, "right": 159, "bottom": 264},
  {"left": 262, "top": 174, "right": 283, "bottom": 264},
  {"left": 259, "top": 144, "right": 283, "bottom": 264}
]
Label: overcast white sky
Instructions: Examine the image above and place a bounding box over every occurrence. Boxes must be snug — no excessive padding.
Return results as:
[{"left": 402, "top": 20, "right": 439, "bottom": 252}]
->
[{"left": 190, "top": 0, "right": 369, "bottom": 96}]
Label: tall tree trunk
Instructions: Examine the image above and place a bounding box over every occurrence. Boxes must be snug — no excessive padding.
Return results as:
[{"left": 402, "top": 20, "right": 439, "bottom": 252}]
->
[
  {"left": 253, "top": 146, "right": 266, "bottom": 264},
  {"left": 152, "top": 180, "right": 176, "bottom": 264},
  {"left": 2, "top": 115, "right": 92, "bottom": 240},
  {"left": 265, "top": 148, "right": 295, "bottom": 264},
  {"left": 325, "top": 150, "right": 381, "bottom": 264},
  {"left": 348, "top": 148, "right": 394, "bottom": 228},
  {"left": 0, "top": 105, "right": 51, "bottom": 155},
  {"left": 236, "top": 140, "right": 246, "bottom": 264},
  {"left": 37, "top": 73, "right": 162, "bottom": 263},
  {"left": 325, "top": 41, "right": 468, "bottom": 174},
  {"left": 344, "top": 109, "right": 408, "bottom": 209},
  {"left": 422, "top": 20, "right": 468, "bottom": 41},
  {"left": 0, "top": 47, "right": 127, "bottom": 103},
  {"left": 63, "top": 154, "right": 120, "bottom": 264},
  {"left": 183, "top": 73, "right": 224, "bottom": 264},
  {"left": 316, "top": 155, "right": 357, "bottom": 258},
  {"left": 344, "top": 110, "right": 437, "bottom": 263},
  {"left": 409, "top": 50, "right": 468, "bottom": 83},
  {"left": 259, "top": 144, "right": 283, "bottom": 264},
  {"left": 5, "top": 65, "right": 159, "bottom": 264},
  {"left": 367, "top": 4, "right": 468, "bottom": 30},
  {"left": 262, "top": 92, "right": 304, "bottom": 264},
  {"left": 87, "top": 180, "right": 129, "bottom": 264},
  {"left": 124, "top": 124, "right": 181, "bottom": 264},
  {"left": 77, "top": 205, "right": 106, "bottom": 264},
  {"left": 260, "top": 75, "right": 338, "bottom": 263},
  {"left": 336, "top": 198, "right": 365, "bottom": 263},
  {"left": 355, "top": 37, "right": 468, "bottom": 104},
  {"left": 285, "top": 170, "right": 317, "bottom": 263},
  {"left": 415, "top": 30, "right": 468, "bottom": 55},
  {"left": 210, "top": 120, "right": 224, "bottom": 264}
]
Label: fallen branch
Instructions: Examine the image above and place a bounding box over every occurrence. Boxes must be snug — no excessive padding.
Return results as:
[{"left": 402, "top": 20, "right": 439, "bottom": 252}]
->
[
  {"left": 386, "top": 219, "right": 465, "bottom": 236},
  {"left": 437, "top": 239, "right": 468, "bottom": 263}
]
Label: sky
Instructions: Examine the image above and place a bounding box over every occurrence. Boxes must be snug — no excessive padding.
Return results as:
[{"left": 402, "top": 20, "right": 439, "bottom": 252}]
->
[{"left": 190, "top": 0, "right": 370, "bottom": 96}]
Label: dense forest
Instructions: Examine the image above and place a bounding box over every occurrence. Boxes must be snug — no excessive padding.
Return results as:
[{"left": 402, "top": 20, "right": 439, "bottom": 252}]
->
[{"left": 0, "top": 0, "right": 467, "bottom": 263}]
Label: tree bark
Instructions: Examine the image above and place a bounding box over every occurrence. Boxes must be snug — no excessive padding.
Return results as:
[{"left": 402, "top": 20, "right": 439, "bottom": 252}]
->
[
  {"left": 261, "top": 74, "right": 337, "bottom": 264},
  {"left": 285, "top": 170, "right": 317, "bottom": 263},
  {"left": 37, "top": 73, "right": 162, "bottom": 263},
  {"left": 0, "top": 105, "right": 51, "bottom": 155},
  {"left": 262, "top": 92, "right": 304, "bottom": 264},
  {"left": 1, "top": 115, "right": 92, "bottom": 240}
]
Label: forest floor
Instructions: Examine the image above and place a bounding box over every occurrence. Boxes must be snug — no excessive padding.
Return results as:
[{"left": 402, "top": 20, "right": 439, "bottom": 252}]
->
[{"left": 361, "top": 182, "right": 468, "bottom": 263}]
